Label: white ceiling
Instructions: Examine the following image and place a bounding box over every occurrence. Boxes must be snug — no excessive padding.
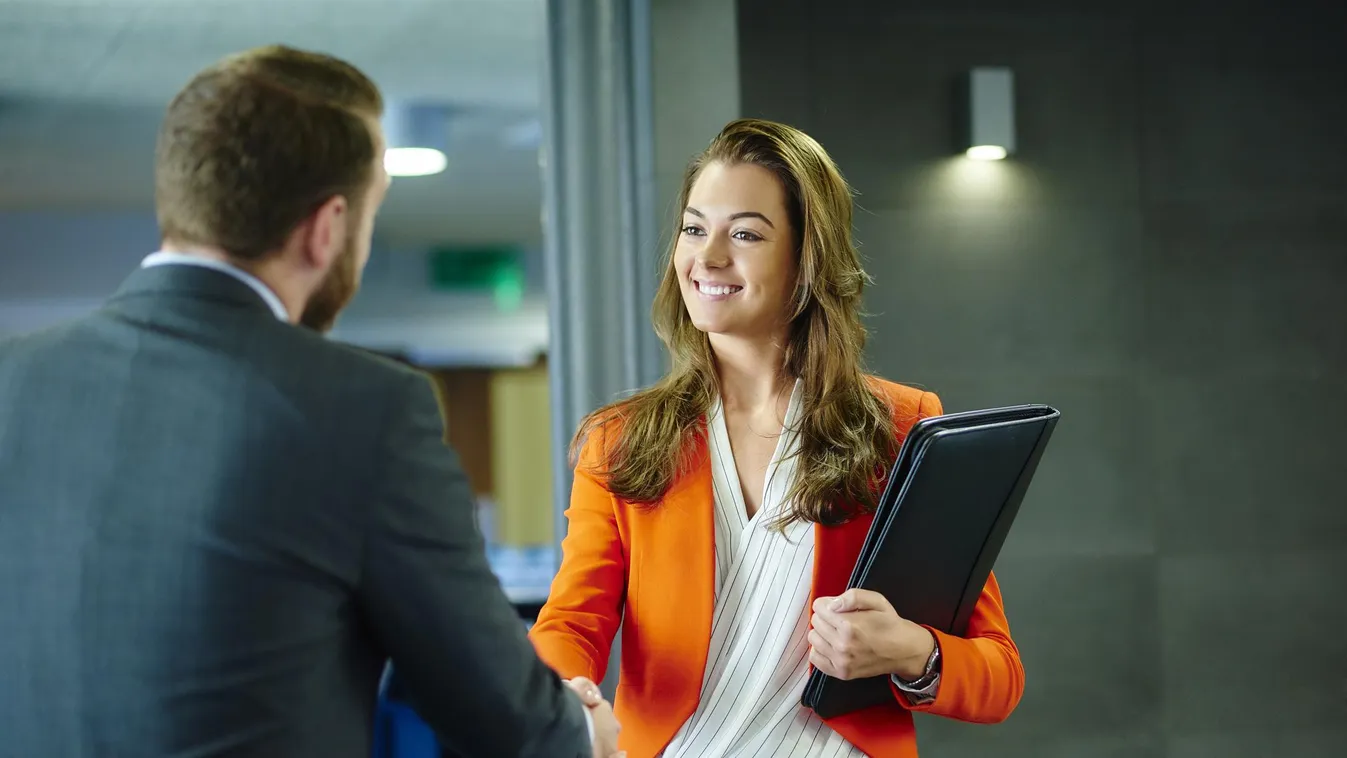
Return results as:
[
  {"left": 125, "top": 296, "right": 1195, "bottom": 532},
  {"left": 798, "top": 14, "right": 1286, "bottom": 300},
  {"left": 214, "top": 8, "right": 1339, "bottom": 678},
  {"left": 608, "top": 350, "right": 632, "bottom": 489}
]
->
[{"left": 0, "top": 0, "right": 549, "bottom": 246}]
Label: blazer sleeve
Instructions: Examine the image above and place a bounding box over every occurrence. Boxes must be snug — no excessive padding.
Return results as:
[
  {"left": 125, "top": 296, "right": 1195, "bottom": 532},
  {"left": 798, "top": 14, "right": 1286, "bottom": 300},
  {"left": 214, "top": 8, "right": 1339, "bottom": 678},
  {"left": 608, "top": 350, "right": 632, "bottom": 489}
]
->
[
  {"left": 356, "top": 373, "right": 590, "bottom": 758},
  {"left": 890, "top": 391, "right": 1026, "bottom": 723},
  {"left": 895, "top": 572, "right": 1025, "bottom": 723},
  {"left": 528, "top": 431, "right": 627, "bottom": 684}
]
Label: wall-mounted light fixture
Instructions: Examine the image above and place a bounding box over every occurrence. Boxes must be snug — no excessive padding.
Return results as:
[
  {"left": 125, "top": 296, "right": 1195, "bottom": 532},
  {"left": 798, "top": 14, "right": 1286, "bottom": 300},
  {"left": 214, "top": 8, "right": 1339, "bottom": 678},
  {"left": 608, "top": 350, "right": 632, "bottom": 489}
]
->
[
  {"left": 961, "top": 67, "right": 1015, "bottom": 161},
  {"left": 383, "top": 103, "right": 449, "bottom": 177}
]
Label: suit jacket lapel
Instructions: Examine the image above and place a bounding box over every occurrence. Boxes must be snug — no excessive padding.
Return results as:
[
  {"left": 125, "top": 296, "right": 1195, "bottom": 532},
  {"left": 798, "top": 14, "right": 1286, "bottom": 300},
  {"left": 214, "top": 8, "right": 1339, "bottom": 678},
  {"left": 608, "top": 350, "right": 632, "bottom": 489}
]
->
[
  {"left": 642, "top": 435, "right": 716, "bottom": 713},
  {"left": 810, "top": 513, "right": 876, "bottom": 609}
]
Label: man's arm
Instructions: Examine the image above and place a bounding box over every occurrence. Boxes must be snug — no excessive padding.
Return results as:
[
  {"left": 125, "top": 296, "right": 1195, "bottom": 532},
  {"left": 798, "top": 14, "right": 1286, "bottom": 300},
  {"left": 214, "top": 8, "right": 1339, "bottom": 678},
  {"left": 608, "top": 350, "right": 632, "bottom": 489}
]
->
[{"left": 355, "top": 373, "right": 591, "bottom": 758}]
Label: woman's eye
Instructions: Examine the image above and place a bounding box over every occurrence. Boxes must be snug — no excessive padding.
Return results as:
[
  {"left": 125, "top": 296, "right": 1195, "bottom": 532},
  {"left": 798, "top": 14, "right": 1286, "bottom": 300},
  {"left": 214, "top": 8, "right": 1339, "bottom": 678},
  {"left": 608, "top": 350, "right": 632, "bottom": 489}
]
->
[
  {"left": 681, "top": 225, "right": 705, "bottom": 236},
  {"left": 733, "top": 230, "right": 762, "bottom": 242}
]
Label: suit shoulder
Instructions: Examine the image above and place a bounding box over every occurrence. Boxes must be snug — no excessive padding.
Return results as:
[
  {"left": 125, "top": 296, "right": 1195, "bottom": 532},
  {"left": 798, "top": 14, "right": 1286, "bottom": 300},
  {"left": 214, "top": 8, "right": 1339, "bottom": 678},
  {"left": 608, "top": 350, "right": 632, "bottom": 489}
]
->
[
  {"left": 282, "top": 329, "right": 430, "bottom": 388},
  {"left": 0, "top": 319, "right": 85, "bottom": 359},
  {"left": 261, "top": 330, "right": 443, "bottom": 429},
  {"left": 865, "top": 375, "right": 943, "bottom": 429},
  {"left": 573, "top": 403, "right": 627, "bottom": 468}
]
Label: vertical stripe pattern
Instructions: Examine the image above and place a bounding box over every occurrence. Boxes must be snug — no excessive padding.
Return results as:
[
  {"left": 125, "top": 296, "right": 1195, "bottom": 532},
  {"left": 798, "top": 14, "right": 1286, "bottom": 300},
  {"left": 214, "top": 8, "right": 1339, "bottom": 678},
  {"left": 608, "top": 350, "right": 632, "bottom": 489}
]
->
[{"left": 661, "top": 382, "right": 864, "bottom": 758}]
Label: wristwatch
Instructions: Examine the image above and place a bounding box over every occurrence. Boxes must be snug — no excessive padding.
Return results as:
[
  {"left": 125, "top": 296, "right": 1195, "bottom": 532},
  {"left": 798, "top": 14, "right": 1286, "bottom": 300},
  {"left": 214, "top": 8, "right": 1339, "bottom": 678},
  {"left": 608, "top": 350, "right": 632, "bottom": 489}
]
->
[{"left": 892, "top": 643, "right": 941, "bottom": 692}]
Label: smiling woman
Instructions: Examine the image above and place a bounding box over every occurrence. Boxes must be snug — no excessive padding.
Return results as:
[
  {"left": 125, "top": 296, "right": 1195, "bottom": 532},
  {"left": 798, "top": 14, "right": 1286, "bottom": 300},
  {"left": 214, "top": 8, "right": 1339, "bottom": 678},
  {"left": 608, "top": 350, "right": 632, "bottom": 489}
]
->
[
  {"left": 530, "top": 118, "right": 1024, "bottom": 758},
  {"left": 593, "top": 119, "right": 898, "bottom": 531}
]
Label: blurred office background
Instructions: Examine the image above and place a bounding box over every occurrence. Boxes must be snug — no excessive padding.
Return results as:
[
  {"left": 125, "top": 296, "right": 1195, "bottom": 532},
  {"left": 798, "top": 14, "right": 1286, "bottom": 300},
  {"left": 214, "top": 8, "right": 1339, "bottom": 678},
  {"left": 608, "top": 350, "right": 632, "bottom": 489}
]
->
[{"left": 1, "top": 0, "right": 1344, "bottom": 756}]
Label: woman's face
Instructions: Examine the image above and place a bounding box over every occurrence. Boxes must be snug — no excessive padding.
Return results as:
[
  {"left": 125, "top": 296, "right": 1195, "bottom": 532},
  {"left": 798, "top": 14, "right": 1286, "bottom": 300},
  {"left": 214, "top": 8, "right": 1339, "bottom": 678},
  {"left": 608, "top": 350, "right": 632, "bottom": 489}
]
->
[{"left": 675, "top": 161, "right": 798, "bottom": 342}]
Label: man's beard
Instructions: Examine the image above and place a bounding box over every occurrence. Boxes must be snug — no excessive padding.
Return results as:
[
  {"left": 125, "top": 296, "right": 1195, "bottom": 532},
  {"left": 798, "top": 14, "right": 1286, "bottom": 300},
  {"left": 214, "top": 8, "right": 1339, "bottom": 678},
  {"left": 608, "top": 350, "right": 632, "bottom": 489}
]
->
[{"left": 299, "top": 239, "right": 359, "bottom": 333}]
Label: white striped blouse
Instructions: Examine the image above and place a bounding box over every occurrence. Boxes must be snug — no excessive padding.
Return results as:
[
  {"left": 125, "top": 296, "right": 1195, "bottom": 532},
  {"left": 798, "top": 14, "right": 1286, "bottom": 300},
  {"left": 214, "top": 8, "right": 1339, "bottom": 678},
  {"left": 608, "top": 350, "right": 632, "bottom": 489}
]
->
[{"left": 660, "top": 383, "right": 865, "bottom": 758}]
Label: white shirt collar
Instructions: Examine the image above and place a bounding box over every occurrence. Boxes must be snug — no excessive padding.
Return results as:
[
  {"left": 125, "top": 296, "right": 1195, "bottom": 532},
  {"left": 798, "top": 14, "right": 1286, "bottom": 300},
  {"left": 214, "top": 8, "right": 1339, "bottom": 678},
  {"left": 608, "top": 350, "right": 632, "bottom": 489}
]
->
[{"left": 141, "top": 251, "right": 290, "bottom": 321}]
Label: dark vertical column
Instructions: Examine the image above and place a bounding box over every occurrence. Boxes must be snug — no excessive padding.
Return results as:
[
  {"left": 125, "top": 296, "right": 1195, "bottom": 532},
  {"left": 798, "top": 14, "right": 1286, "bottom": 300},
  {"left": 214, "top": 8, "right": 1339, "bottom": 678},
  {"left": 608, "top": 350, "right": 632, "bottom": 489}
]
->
[{"left": 540, "top": 0, "right": 660, "bottom": 698}]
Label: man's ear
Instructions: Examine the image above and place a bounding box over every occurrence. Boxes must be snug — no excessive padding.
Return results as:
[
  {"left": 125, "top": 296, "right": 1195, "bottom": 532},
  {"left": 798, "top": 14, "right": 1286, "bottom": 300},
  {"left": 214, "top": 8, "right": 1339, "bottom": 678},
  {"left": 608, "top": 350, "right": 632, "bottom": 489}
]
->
[{"left": 300, "top": 195, "right": 349, "bottom": 269}]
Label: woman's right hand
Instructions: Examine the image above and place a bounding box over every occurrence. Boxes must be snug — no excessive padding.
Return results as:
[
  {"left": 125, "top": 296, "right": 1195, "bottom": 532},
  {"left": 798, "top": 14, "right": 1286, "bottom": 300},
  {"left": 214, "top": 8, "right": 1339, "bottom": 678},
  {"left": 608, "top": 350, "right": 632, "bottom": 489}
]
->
[
  {"left": 565, "top": 677, "right": 624, "bottom": 758},
  {"left": 564, "top": 676, "right": 604, "bottom": 707}
]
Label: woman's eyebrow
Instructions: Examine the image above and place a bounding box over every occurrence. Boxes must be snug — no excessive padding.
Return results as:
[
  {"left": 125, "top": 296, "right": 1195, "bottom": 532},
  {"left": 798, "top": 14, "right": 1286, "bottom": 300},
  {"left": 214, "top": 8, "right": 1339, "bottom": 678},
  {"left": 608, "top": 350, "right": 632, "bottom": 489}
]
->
[{"left": 685, "top": 207, "right": 776, "bottom": 228}]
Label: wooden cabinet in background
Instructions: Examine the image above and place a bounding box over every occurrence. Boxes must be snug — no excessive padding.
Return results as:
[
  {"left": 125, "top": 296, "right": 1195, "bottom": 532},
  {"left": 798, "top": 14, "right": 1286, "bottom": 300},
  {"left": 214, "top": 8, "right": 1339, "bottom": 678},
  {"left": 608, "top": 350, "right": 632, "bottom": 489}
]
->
[
  {"left": 428, "top": 368, "right": 494, "bottom": 497},
  {"left": 426, "top": 362, "right": 554, "bottom": 547},
  {"left": 488, "top": 366, "right": 553, "bottom": 547}
]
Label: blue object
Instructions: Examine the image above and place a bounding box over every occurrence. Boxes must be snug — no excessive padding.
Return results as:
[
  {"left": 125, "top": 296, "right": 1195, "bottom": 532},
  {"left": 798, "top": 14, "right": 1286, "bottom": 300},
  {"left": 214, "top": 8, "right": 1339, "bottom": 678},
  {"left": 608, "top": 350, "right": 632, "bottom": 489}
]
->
[
  {"left": 370, "top": 604, "right": 543, "bottom": 758},
  {"left": 373, "top": 665, "right": 441, "bottom": 758}
]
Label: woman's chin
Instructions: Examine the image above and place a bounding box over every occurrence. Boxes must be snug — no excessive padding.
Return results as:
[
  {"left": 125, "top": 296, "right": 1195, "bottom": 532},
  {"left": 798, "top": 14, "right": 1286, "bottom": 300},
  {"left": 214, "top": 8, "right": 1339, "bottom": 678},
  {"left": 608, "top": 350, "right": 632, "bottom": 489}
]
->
[
  {"left": 686, "top": 309, "right": 766, "bottom": 339},
  {"left": 688, "top": 315, "right": 729, "bottom": 335},
  {"left": 693, "top": 321, "right": 755, "bottom": 340}
]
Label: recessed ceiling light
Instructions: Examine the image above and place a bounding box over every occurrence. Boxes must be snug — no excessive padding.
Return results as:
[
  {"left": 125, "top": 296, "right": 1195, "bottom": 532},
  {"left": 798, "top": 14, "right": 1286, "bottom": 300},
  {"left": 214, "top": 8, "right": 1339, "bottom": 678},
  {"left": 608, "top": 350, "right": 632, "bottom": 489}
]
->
[{"left": 385, "top": 147, "right": 447, "bottom": 177}]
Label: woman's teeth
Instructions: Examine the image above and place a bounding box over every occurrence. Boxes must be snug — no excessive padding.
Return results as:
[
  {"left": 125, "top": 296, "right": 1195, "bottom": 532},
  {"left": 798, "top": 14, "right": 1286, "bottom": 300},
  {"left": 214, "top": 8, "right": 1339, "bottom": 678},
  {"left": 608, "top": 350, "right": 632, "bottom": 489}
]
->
[{"left": 697, "top": 281, "right": 742, "bottom": 296}]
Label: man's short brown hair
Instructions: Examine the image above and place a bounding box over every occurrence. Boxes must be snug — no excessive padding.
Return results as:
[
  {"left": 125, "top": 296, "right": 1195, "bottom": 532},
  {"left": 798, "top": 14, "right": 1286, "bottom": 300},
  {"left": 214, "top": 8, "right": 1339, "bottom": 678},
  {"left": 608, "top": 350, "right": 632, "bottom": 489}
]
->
[{"left": 155, "top": 45, "right": 383, "bottom": 260}]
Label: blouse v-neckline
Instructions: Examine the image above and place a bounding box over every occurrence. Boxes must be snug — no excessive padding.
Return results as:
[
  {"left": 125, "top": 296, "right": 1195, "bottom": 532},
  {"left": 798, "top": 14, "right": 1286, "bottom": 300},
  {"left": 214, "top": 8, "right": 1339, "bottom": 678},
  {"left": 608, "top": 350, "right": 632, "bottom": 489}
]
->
[{"left": 707, "top": 381, "right": 803, "bottom": 532}]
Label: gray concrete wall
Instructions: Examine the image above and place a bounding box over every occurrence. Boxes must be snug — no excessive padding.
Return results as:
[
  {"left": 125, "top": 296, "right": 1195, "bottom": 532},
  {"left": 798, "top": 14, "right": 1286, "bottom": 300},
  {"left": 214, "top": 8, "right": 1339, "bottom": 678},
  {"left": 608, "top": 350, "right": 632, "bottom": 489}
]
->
[{"left": 736, "top": 1, "right": 1347, "bottom": 755}]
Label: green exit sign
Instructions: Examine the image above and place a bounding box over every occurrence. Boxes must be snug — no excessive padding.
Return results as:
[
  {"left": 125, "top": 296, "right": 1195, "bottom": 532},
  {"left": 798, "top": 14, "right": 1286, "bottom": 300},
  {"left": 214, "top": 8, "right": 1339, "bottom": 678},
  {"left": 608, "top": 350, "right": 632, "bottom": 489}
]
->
[{"left": 427, "top": 246, "right": 525, "bottom": 310}]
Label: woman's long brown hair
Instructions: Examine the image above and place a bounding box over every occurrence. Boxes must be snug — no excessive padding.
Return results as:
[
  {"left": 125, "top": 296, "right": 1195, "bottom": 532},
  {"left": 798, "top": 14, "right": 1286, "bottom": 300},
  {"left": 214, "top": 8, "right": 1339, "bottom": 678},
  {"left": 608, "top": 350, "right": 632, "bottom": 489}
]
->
[{"left": 571, "top": 118, "right": 897, "bottom": 528}]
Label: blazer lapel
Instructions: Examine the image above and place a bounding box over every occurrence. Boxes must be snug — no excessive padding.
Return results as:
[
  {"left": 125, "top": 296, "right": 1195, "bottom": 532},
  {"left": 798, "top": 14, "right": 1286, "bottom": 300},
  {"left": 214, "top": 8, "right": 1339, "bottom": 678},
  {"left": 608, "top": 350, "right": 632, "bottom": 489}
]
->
[
  {"left": 810, "top": 513, "right": 876, "bottom": 609},
  {"left": 636, "top": 435, "right": 716, "bottom": 716},
  {"left": 671, "top": 438, "right": 716, "bottom": 661}
]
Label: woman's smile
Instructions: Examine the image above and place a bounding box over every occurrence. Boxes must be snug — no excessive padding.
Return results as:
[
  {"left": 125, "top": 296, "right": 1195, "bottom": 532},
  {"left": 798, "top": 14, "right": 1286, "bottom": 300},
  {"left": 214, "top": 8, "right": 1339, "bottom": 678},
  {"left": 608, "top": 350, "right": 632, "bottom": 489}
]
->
[{"left": 693, "top": 279, "right": 744, "bottom": 300}]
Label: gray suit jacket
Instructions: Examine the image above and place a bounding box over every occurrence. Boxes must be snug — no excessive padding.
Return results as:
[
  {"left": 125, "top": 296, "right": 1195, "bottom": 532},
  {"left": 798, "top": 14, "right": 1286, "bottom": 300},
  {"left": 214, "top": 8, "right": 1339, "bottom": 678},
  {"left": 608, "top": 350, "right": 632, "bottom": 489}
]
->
[{"left": 0, "top": 264, "right": 590, "bottom": 758}]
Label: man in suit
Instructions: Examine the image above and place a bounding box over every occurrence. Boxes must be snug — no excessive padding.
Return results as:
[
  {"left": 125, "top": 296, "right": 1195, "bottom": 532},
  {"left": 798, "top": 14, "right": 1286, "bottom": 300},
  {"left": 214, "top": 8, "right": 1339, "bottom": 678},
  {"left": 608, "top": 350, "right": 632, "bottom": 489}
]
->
[{"left": 0, "top": 45, "right": 619, "bottom": 758}]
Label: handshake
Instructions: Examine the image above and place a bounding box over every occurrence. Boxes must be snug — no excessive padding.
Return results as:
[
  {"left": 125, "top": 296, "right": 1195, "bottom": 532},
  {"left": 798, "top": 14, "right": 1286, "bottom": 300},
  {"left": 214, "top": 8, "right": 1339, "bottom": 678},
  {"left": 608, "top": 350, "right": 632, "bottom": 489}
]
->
[{"left": 564, "top": 677, "right": 624, "bottom": 758}]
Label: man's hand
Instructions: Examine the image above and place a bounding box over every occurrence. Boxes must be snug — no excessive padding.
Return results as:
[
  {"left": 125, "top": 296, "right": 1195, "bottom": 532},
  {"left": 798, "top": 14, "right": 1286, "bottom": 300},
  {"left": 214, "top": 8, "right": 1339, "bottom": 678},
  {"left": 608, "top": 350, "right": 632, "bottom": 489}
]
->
[{"left": 564, "top": 678, "right": 624, "bottom": 758}]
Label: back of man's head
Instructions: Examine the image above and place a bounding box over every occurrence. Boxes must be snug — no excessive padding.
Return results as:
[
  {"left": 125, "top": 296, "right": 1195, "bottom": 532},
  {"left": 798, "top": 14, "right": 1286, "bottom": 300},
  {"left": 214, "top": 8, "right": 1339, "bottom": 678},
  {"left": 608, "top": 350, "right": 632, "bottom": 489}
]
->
[{"left": 154, "top": 45, "right": 383, "bottom": 261}]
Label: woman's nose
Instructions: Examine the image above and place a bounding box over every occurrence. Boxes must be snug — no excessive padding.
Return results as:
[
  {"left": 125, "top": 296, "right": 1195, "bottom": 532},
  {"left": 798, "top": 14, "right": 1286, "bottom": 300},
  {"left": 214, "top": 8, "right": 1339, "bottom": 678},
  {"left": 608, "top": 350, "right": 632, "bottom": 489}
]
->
[{"left": 696, "top": 236, "right": 730, "bottom": 268}]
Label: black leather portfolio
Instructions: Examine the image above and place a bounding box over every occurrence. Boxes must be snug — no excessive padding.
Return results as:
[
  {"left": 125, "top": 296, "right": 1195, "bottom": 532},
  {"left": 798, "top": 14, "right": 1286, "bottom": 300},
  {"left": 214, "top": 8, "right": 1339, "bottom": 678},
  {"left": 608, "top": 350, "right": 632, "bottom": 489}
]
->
[{"left": 800, "top": 404, "right": 1060, "bottom": 719}]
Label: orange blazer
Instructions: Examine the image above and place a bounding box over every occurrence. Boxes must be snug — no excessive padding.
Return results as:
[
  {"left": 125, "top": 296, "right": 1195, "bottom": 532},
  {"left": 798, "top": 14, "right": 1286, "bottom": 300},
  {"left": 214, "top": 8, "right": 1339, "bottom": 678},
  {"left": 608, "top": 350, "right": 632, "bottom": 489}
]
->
[{"left": 530, "top": 379, "right": 1024, "bottom": 757}]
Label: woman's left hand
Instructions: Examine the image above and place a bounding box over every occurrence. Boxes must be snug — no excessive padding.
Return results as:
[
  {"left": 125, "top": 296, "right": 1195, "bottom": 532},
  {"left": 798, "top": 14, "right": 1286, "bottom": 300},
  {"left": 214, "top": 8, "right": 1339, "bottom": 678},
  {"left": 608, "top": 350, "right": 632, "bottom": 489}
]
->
[{"left": 808, "top": 589, "right": 937, "bottom": 681}]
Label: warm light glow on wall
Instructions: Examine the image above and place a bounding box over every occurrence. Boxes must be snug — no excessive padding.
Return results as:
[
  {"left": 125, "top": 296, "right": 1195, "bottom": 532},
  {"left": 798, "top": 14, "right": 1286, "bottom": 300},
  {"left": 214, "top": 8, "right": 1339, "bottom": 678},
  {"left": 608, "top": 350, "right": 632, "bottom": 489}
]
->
[{"left": 920, "top": 155, "right": 1039, "bottom": 205}]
